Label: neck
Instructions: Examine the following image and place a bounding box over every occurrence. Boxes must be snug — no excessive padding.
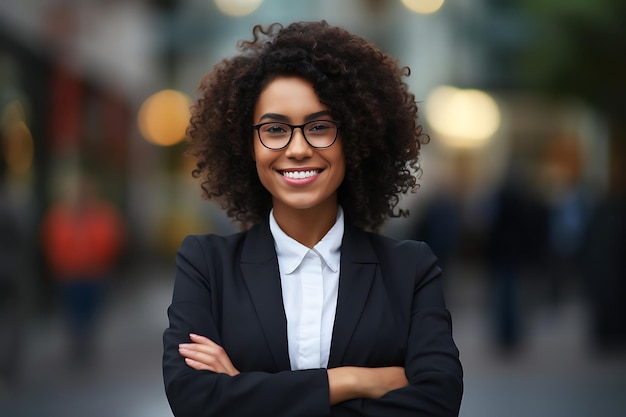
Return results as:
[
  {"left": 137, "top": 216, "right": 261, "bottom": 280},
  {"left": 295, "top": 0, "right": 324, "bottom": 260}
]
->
[{"left": 272, "top": 202, "right": 339, "bottom": 248}]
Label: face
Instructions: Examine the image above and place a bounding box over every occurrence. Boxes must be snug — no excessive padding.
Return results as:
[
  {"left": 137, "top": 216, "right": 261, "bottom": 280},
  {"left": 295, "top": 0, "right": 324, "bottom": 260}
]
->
[{"left": 252, "top": 76, "right": 345, "bottom": 215}]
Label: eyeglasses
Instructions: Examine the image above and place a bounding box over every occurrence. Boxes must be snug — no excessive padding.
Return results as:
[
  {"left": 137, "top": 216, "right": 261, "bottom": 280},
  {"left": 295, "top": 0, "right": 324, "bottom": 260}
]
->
[{"left": 253, "top": 120, "right": 341, "bottom": 150}]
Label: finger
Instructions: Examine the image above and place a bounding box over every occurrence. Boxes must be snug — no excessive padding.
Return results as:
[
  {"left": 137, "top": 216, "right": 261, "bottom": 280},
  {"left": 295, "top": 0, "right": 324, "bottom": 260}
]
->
[
  {"left": 178, "top": 342, "right": 221, "bottom": 355},
  {"left": 180, "top": 336, "right": 240, "bottom": 376},
  {"left": 189, "top": 333, "right": 219, "bottom": 347},
  {"left": 184, "top": 357, "right": 219, "bottom": 372},
  {"left": 178, "top": 346, "right": 217, "bottom": 362},
  {"left": 180, "top": 348, "right": 227, "bottom": 372},
  {"left": 179, "top": 345, "right": 233, "bottom": 371}
]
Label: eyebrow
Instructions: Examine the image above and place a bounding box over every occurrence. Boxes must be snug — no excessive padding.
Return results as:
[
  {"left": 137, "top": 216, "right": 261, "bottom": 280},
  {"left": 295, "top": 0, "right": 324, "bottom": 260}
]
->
[{"left": 257, "top": 110, "right": 331, "bottom": 123}]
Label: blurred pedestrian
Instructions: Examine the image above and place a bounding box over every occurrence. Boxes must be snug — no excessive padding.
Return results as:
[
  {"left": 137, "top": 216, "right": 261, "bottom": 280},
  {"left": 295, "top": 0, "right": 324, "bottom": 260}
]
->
[
  {"left": 484, "top": 172, "right": 546, "bottom": 351},
  {"left": 581, "top": 143, "right": 626, "bottom": 351},
  {"left": 40, "top": 173, "right": 125, "bottom": 367},
  {"left": 542, "top": 134, "right": 593, "bottom": 306}
]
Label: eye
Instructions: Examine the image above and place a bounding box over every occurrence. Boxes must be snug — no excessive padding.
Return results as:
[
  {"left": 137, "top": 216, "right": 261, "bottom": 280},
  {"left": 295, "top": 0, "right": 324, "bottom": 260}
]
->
[
  {"left": 262, "top": 123, "right": 289, "bottom": 135},
  {"left": 306, "top": 121, "right": 332, "bottom": 132}
]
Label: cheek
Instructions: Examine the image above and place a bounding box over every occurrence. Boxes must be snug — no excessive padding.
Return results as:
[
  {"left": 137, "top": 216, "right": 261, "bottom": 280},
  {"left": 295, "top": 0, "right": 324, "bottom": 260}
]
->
[
  {"left": 251, "top": 136, "right": 258, "bottom": 161},
  {"left": 252, "top": 147, "right": 273, "bottom": 188},
  {"left": 254, "top": 162, "right": 272, "bottom": 194},
  {"left": 254, "top": 158, "right": 267, "bottom": 182}
]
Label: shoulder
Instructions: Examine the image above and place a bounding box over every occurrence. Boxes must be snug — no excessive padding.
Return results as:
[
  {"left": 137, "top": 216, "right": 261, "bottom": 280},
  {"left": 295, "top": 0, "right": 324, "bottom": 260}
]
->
[
  {"left": 362, "top": 229, "right": 435, "bottom": 263},
  {"left": 178, "top": 221, "right": 271, "bottom": 260},
  {"left": 349, "top": 227, "right": 441, "bottom": 285},
  {"left": 179, "top": 229, "right": 248, "bottom": 257}
]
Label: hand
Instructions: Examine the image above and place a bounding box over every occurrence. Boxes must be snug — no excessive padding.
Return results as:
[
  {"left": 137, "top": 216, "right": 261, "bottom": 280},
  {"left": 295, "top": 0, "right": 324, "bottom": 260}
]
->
[
  {"left": 361, "top": 366, "right": 408, "bottom": 399},
  {"left": 327, "top": 366, "right": 408, "bottom": 405},
  {"left": 178, "top": 333, "right": 240, "bottom": 376}
]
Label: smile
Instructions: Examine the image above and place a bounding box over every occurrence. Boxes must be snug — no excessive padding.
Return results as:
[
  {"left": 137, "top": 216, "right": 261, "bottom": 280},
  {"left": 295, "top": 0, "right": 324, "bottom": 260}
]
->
[{"left": 280, "top": 169, "right": 321, "bottom": 179}]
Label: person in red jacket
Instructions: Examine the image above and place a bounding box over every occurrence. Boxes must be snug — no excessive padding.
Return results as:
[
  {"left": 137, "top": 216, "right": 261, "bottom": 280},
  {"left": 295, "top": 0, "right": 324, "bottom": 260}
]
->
[{"left": 41, "top": 174, "right": 125, "bottom": 366}]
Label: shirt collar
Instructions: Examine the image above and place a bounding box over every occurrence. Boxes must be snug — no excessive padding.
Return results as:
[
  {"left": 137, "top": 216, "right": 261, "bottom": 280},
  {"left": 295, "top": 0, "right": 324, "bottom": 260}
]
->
[{"left": 269, "top": 207, "right": 344, "bottom": 274}]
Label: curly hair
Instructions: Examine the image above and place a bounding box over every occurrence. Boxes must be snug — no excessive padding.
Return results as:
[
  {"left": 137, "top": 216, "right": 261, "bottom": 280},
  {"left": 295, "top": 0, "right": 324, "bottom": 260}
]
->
[{"left": 186, "top": 20, "right": 428, "bottom": 232}]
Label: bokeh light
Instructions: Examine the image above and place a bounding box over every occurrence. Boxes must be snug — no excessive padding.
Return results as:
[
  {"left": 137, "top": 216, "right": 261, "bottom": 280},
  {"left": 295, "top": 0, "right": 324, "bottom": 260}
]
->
[
  {"left": 214, "top": 0, "right": 263, "bottom": 17},
  {"left": 137, "top": 89, "right": 191, "bottom": 147},
  {"left": 401, "top": 0, "right": 445, "bottom": 14},
  {"left": 425, "top": 85, "right": 501, "bottom": 148},
  {"left": 1, "top": 100, "right": 34, "bottom": 175}
]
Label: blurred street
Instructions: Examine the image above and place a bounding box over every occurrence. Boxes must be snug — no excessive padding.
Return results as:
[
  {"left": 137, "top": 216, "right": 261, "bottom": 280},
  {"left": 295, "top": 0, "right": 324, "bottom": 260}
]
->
[
  {"left": 1, "top": 262, "right": 625, "bottom": 417},
  {"left": 1, "top": 1, "right": 626, "bottom": 416},
  {"left": 0, "top": 263, "right": 175, "bottom": 417}
]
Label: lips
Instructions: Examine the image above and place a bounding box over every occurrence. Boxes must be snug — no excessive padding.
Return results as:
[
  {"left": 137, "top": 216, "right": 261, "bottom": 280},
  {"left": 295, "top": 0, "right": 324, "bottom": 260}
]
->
[{"left": 280, "top": 169, "right": 322, "bottom": 179}]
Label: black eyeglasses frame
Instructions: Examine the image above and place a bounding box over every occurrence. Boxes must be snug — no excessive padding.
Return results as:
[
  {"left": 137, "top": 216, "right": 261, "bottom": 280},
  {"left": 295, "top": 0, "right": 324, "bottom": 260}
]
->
[{"left": 252, "top": 120, "right": 342, "bottom": 150}]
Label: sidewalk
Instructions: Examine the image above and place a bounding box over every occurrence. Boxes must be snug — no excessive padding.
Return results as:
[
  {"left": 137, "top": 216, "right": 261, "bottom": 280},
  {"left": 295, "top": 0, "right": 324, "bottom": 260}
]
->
[{"left": 0, "top": 265, "right": 175, "bottom": 417}]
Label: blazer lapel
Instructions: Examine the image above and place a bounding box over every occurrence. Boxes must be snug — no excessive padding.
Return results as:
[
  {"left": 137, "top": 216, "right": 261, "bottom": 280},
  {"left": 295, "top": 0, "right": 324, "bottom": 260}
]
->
[
  {"left": 328, "top": 224, "right": 378, "bottom": 367},
  {"left": 240, "top": 221, "right": 291, "bottom": 370}
]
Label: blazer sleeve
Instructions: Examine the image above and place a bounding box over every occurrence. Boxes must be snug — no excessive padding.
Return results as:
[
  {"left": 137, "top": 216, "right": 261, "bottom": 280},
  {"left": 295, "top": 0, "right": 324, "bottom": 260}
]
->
[
  {"left": 163, "top": 235, "right": 332, "bottom": 417},
  {"left": 331, "top": 241, "right": 463, "bottom": 417}
]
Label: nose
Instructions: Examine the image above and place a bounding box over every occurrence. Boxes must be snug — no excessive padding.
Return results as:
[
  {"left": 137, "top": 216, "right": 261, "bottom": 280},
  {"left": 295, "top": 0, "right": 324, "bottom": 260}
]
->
[{"left": 284, "top": 127, "right": 313, "bottom": 159}]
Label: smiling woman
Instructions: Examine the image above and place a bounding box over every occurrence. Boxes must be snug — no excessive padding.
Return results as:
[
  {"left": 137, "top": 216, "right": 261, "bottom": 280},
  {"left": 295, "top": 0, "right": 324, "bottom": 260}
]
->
[{"left": 162, "top": 20, "right": 463, "bottom": 417}]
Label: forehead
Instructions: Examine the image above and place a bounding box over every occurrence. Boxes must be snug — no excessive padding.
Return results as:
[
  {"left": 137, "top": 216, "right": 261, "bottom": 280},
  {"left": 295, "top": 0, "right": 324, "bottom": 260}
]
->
[{"left": 253, "top": 76, "right": 326, "bottom": 121}]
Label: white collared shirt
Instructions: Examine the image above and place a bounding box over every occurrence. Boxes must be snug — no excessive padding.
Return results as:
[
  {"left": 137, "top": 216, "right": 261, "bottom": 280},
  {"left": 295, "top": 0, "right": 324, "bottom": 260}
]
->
[{"left": 269, "top": 207, "right": 343, "bottom": 370}]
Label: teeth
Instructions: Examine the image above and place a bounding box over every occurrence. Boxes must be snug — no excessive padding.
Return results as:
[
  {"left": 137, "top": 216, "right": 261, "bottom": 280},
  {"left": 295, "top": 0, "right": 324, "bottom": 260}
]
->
[{"left": 282, "top": 170, "right": 320, "bottom": 179}]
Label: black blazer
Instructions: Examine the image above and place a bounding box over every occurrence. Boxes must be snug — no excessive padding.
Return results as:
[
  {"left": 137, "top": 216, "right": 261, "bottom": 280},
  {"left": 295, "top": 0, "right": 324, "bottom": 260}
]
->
[{"left": 163, "top": 221, "right": 463, "bottom": 417}]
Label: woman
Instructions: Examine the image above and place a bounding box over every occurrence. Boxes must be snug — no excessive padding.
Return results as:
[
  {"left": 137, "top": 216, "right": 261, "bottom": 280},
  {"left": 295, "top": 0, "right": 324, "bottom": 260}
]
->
[{"left": 163, "top": 21, "right": 463, "bottom": 417}]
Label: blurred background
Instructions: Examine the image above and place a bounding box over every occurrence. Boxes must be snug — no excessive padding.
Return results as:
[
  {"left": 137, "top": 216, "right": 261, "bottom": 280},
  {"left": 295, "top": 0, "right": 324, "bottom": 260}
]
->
[{"left": 0, "top": 0, "right": 625, "bottom": 416}]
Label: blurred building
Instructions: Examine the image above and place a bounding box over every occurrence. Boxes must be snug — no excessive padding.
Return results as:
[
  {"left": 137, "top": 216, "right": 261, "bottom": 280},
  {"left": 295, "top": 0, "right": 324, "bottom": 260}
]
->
[{"left": 0, "top": 0, "right": 620, "bottom": 342}]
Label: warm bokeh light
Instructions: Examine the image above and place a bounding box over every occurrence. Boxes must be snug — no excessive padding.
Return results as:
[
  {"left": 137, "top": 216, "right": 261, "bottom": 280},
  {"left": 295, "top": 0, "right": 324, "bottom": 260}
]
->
[
  {"left": 425, "top": 85, "right": 501, "bottom": 149},
  {"left": 137, "top": 89, "right": 191, "bottom": 146},
  {"left": 401, "top": 0, "right": 445, "bottom": 14},
  {"left": 1, "top": 100, "right": 34, "bottom": 175},
  {"left": 214, "top": 0, "right": 263, "bottom": 17},
  {"left": 2, "top": 120, "right": 34, "bottom": 175}
]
